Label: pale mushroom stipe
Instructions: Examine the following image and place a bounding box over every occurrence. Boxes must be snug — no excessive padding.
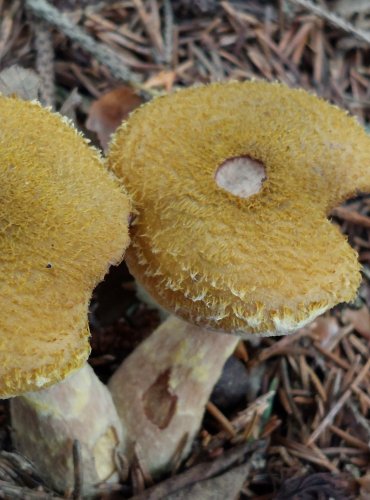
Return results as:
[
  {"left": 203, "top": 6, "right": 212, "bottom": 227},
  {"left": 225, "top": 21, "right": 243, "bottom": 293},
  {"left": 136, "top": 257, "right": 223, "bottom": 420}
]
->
[{"left": 106, "top": 80, "right": 370, "bottom": 475}]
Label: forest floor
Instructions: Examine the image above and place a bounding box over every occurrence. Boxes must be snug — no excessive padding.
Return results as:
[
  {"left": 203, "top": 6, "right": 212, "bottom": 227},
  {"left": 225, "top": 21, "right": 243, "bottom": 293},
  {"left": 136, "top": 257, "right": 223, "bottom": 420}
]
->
[{"left": 2, "top": 0, "right": 370, "bottom": 498}]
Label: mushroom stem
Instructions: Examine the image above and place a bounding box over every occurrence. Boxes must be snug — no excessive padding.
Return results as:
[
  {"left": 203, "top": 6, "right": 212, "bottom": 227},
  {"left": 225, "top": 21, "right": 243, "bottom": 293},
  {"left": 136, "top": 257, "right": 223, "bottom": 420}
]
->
[
  {"left": 10, "top": 364, "right": 125, "bottom": 495},
  {"left": 108, "top": 315, "right": 239, "bottom": 477}
]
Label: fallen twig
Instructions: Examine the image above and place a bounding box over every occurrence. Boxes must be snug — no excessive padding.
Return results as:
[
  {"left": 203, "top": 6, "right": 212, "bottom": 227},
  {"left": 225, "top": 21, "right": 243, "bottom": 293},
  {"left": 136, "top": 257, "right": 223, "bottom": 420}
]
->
[
  {"left": 307, "top": 358, "right": 370, "bottom": 445},
  {"left": 24, "top": 0, "right": 140, "bottom": 84},
  {"left": 33, "top": 18, "right": 55, "bottom": 107},
  {"left": 289, "top": 0, "right": 370, "bottom": 47},
  {"left": 331, "top": 206, "right": 370, "bottom": 229}
]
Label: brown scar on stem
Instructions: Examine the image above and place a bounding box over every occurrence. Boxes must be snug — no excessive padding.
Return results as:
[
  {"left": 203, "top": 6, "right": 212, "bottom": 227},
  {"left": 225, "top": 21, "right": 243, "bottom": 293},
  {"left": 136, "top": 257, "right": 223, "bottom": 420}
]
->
[{"left": 142, "top": 368, "right": 178, "bottom": 429}]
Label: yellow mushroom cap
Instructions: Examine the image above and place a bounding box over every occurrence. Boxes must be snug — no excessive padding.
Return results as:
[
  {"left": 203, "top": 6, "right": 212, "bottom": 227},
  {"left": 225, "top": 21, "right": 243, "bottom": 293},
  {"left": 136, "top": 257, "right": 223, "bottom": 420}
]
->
[
  {"left": 0, "top": 97, "right": 130, "bottom": 398},
  {"left": 108, "top": 81, "right": 370, "bottom": 336}
]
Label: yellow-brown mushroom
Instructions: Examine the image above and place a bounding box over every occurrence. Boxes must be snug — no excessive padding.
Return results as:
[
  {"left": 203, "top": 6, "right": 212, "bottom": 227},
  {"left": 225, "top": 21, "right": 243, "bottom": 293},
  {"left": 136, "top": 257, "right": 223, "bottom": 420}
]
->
[
  {"left": 0, "top": 93, "right": 130, "bottom": 493},
  {"left": 107, "top": 81, "right": 370, "bottom": 475}
]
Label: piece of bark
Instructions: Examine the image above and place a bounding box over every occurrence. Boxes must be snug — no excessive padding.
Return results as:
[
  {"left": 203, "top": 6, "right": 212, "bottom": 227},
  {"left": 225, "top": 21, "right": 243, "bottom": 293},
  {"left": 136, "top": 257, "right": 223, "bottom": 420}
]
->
[
  {"left": 0, "top": 66, "right": 40, "bottom": 101},
  {"left": 108, "top": 316, "right": 239, "bottom": 476},
  {"left": 164, "top": 463, "right": 249, "bottom": 500},
  {"left": 131, "top": 440, "right": 266, "bottom": 500},
  {"left": 10, "top": 364, "right": 125, "bottom": 495}
]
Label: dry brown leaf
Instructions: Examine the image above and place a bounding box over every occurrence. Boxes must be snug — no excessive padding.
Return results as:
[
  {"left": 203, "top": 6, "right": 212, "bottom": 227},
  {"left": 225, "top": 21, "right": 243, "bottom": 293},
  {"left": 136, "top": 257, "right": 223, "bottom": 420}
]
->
[
  {"left": 144, "top": 70, "right": 176, "bottom": 92},
  {"left": 86, "top": 86, "right": 143, "bottom": 152}
]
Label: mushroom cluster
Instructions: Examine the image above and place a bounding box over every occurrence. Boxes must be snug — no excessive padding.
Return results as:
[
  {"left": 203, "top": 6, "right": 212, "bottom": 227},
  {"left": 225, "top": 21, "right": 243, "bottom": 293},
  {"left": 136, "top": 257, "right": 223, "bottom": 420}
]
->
[
  {"left": 4, "top": 79, "right": 370, "bottom": 490},
  {"left": 0, "top": 94, "right": 130, "bottom": 492}
]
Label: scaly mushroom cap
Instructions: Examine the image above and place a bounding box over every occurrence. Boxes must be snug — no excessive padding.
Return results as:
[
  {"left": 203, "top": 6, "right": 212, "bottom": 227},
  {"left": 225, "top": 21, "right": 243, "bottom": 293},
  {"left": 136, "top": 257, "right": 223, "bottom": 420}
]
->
[
  {"left": 108, "top": 81, "right": 370, "bottom": 336},
  {"left": 0, "top": 97, "right": 130, "bottom": 398}
]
